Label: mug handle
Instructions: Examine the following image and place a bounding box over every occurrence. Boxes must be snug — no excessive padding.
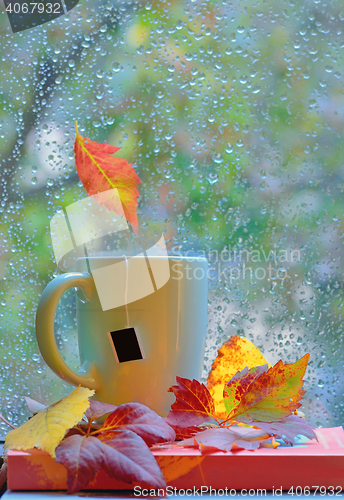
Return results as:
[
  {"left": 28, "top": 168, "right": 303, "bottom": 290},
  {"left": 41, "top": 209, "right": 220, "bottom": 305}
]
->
[{"left": 36, "top": 272, "right": 99, "bottom": 390}]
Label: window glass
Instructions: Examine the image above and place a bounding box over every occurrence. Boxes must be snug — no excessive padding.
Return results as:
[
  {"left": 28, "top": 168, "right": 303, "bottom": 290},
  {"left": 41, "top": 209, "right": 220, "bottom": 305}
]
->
[{"left": 0, "top": 0, "right": 343, "bottom": 433}]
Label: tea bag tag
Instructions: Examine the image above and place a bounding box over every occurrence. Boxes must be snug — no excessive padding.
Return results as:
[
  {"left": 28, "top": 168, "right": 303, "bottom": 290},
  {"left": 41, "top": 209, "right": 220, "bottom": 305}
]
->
[{"left": 107, "top": 328, "right": 144, "bottom": 363}]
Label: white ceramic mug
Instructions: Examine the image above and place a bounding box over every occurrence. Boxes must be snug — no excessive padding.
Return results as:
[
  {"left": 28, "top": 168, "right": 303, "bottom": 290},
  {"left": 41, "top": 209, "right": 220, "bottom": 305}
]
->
[{"left": 36, "top": 256, "right": 208, "bottom": 416}]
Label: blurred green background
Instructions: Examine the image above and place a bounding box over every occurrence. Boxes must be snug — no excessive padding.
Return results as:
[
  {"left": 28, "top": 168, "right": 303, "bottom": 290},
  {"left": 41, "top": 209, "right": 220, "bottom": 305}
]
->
[{"left": 0, "top": 0, "right": 343, "bottom": 433}]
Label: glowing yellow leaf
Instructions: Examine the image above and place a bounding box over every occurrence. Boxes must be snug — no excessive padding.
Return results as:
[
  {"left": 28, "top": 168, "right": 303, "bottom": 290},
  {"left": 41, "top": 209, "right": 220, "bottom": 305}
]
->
[
  {"left": 206, "top": 336, "right": 270, "bottom": 419},
  {"left": 5, "top": 387, "right": 94, "bottom": 458}
]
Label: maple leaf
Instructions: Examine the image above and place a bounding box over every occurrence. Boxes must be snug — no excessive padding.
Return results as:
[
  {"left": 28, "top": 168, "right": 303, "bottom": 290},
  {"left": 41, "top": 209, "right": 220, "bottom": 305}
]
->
[
  {"left": 166, "top": 377, "right": 217, "bottom": 427},
  {"left": 74, "top": 122, "right": 141, "bottom": 233},
  {"left": 171, "top": 425, "right": 204, "bottom": 441},
  {"left": 224, "top": 365, "right": 268, "bottom": 415},
  {"left": 253, "top": 414, "right": 317, "bottom": 445},
  {"left": 181, "top": 426, "right": 272, "bottom": 453},
  {"left": 228, "top": 354, "right": 310, "bottom": 423},
  {"left": 56, "top": 430, "right": 166, "bottom": 494},
  {"left": 207, "top": 335, "right": 270, "bottom": 418},
  {"left": 5, "top": 387, "right": 94, "bottom": 458},
  {"left": 98, "top": 402, "right": 175, "bottom": 446}
]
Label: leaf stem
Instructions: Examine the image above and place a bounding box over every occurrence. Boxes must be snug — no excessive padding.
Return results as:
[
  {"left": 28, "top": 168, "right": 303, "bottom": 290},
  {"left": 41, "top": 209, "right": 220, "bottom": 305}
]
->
[
  {"left": 0, "top": 414, "right": 16, "bottom": 429},
  {"left": 212, "top": 415, "right": 222, "bottom": 426},
  {"left": 86, "top": 417, "right": 94, "bottom": 437},
  {"left": 89, "top": 425, "right": 113, "bottom": 436},
  {"left": 75, "top": 424, "right": 87, "bottom": 435}
]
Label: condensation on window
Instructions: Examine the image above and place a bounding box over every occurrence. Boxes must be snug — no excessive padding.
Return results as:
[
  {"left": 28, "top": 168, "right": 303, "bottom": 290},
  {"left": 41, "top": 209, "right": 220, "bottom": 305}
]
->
[{"left": 0, "top": 0, "right": 343, "bottom": 433}]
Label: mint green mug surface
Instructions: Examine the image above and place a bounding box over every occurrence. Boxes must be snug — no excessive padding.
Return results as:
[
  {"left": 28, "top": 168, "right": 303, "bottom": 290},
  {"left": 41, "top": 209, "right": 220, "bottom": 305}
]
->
[{"left": 36, "top": 256, "right": 208, "bottom": 416}]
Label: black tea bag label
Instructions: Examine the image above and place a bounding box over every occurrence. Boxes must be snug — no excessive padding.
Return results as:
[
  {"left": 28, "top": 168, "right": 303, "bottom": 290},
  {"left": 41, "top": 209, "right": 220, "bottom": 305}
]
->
[{"left": 108, "top": 328, "right": 144, "bottom": 363}]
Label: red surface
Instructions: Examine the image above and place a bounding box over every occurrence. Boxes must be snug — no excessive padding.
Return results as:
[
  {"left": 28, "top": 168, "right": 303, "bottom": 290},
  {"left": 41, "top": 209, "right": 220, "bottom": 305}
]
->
[{"left": 7, "top": 427, "right": 344, "bottom": 491}]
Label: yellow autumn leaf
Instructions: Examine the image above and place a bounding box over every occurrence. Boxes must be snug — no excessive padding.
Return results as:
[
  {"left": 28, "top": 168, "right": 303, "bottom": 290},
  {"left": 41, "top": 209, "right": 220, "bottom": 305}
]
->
[
  {"left": 5, "top": 386, "right": 94, "bottom": 458},
  {"left": 206, "top": 336, "right": 270, "bottom": 419}
]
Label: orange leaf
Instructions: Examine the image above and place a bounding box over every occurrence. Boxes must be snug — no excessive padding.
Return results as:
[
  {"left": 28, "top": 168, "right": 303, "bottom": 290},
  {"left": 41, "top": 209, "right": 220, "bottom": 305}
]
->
[
  {"left": 74, "top": 122, "right": 141, "bottom": 234},
  {"left": 166, "top": 377, "right": 216, "bottom": 427},
  {"left": 228, "top": 354, "right": 310, "bottom": 423},
  {"left": 223, "top": 365, "right": 268, "bottom": 415},
  {"left": 171, "top": 425, "right": 204, "bottom": 441},
  {"left": 207, "top": 336, "right": 270, "bottom": 419}
]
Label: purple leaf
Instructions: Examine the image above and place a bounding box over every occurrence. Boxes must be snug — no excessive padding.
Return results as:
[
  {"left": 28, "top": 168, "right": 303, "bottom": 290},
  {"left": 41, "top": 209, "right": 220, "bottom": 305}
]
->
[
  {"left": 252, "top": 415, "right": 318, "bottom": 445},
  {"left": 100, "top": 429, "right": 166, "bottom": 489},
  {"left": 85, "top": 400, "right": 118, "bottom": 422},
  {"left": 55, "top": 435, "right": 103, "bottom": 494},
  {"left": 100, "top": 402, "right": 175, "bottom": 446},
  {"left": 181, "top": 426, "right": 270, "bottom": 453}
]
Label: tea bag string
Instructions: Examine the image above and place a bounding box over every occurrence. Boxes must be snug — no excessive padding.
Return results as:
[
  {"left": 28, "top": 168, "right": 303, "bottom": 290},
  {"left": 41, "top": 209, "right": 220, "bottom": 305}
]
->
[{"left": 124, "top": 255, "right": 130, "bottom": 328}]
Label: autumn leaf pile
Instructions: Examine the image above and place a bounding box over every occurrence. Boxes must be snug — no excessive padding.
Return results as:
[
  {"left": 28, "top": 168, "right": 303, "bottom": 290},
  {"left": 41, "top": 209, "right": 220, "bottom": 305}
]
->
[
  {"left": 2, "top": 337, "right": 317, "bottom": 493},
  {"left": 166, "top": 352, "right": 316, "bottom": 452},
  {"left": 5, "top": 388, "right": 175, "bottom": 493},
  {"left": 165, "top": 336, "right": 316, "bottom": 452}
]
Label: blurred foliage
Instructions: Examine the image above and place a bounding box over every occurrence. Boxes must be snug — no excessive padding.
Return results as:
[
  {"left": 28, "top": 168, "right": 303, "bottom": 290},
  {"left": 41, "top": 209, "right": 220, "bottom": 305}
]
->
[{"left": 0, "top": 0, "right": 344, "bottom": 431}]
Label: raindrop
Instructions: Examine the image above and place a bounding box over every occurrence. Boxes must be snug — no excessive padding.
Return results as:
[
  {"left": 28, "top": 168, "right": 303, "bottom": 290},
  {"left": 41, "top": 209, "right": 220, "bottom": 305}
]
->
[{"left": 207, "top": 174, "right": 219, "bottom": 185}]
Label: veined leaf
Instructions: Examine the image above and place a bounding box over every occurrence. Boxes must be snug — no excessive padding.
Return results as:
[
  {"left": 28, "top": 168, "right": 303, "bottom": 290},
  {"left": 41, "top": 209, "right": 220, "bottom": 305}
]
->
[
  {"left": 207, "top": 335, "right": 270, "bottom": 419},
  {"left": 223, "top": 365, "right": 268, "bottom": 415},
  {"left": 98, "top": 402, "right": 175, "bottom": 446},
  {"left": 166, "top": 377, "right": 216, "bottom": 427},
  {"left": 56, "top": 430, "right": 165, "bottom": 494},
  {"left": 55, "top": 435, "right": 103, "bottom": 493},
  {"left": 253, "top": 414, "right": 317, "bottom": 445},
  {"left": 99, "top": 430, "right": 166, "bottom": 488},
  {"left": 171, "top": 425, "right": 204, "bottom": 441},
  {"left": 5, "top": 387, "right": 94, "bottom": 458},
  {"left": 228, "top": 354, "right": 310, "bottom": 423},
  {"left": 74, "top": 122, "right": 141, "bottom": 233},
  {"left": 181, "top": 426, "right": 272, "bottom": 453},
  {"left": 85, "top": 400, "right": 118, "bottom": 423}
]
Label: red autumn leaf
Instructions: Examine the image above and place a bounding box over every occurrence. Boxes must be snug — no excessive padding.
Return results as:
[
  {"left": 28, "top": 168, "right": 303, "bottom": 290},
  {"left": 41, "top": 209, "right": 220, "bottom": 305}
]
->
[
  {"left": 228, "top": 354, "right": 310, "bottom": 423},
  {"left": 253, "top": 415, "right": 318, "bottom": 445},
  {"left": 55, "top": 435, "right": 104, "bottom": 493},
  {"left": 223, "top": 365, "right": 268, "bottom": 415},
  {"left": 56, "top": 430, "right": 165, "bottom": 494},
  {"left": 166, "top": 377, "right": 216, "bottom": 428},
  {"left": 99, "top": 430, "right": 166, "bottom": 488},
  {"left": 181, "top": 426, "right": 271, "bottom": 453},
  {"left": 74, "top": 123, "right": 141, "bottom": 234},
  {"left": 85, "top": 400, "right": 118, "bottom": 422},
  {"left": 171, "top": 425, "right": 205, "bottom": 441},
  {"left": 98, "top": 402, "right": 175, "bottom": 446}
]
